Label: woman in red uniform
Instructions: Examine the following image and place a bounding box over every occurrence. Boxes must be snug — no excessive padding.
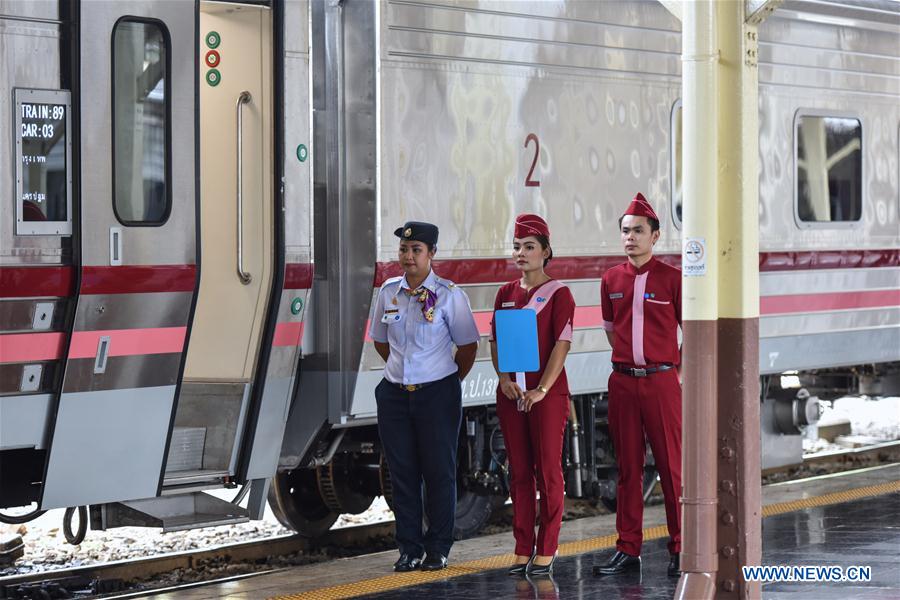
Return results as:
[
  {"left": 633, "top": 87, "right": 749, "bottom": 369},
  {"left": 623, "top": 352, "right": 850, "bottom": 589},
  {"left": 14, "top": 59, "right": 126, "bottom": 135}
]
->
[{"left": 490, "top": 214, "right": 575, "bottom": 576}]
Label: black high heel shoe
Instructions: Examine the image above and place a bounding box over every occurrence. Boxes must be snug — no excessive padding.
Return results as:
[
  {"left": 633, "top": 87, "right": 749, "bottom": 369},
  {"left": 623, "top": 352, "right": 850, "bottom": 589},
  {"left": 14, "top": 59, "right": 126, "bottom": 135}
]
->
[
  {"left": 508, "top": 550, "right": 536, "bottom": 576},
  {"left": 526, "top": 553, "right": 556, "bottom": 576}
]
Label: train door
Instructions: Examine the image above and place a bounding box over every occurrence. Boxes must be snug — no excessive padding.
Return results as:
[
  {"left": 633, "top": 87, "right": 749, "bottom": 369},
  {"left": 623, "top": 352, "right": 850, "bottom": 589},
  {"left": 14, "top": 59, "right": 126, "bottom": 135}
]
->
[
  {"left": 163, "top": 2, "right": 274, "bottom": 488},
  {"left": 41, "top": 1, "right": 198, "bottom": 509}
]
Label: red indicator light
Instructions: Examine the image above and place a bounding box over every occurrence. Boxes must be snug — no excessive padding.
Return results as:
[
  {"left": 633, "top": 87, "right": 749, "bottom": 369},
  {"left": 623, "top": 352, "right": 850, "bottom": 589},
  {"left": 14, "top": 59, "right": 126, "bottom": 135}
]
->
[{"left": 205, "top": 50, "right": 220, "bottom": 68}]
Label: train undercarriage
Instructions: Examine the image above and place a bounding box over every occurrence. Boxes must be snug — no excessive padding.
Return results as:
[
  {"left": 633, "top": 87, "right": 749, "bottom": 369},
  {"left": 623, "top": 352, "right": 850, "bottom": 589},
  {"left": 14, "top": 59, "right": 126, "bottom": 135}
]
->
[
  {"left": 269, "top": 393, "right": 672, "bottom": 538},
  {"left": 268, "top": 363, "right": 900, "bottom": 539}
]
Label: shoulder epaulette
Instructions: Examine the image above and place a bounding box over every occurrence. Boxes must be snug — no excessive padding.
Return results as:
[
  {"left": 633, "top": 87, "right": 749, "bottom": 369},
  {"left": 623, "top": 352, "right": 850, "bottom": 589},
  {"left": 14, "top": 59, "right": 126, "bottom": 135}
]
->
[
  {"left": 434, "top": 276, "right": 456, "bottom": 290},
  {"left": 382, "top": 275, "right": 403, "bottom": 289}
]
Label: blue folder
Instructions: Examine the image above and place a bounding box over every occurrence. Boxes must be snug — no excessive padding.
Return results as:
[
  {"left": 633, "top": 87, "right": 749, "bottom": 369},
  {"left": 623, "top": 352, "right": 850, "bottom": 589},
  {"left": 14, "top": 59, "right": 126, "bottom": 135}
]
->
[{"left": 495, "top": 309, "right": 540, "bottom": 373}]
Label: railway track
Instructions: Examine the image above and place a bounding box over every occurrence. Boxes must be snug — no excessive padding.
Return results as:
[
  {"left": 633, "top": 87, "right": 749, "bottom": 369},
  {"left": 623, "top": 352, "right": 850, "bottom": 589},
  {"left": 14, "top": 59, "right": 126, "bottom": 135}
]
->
[
  {"left": 3, "top": 444, "right": 899, "bottom": 599},
  {"left": 763, "top": 439, "right": 900, "bottom": 478},
  {"left": 0, "top": 521, "right": 396, "bottom": 599}
]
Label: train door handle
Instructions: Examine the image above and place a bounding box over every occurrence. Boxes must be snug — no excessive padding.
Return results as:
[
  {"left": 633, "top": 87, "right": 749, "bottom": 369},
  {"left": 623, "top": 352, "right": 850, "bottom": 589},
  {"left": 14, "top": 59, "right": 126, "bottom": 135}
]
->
[
  {"left": 94, "top": 336, "right": 111, "bottom": 374},
  {"left": 236, "top": 90, "right": 253, "bottom": 285},
  {"left": 109, "top": 227, "right": 122, "bottom": 266}
]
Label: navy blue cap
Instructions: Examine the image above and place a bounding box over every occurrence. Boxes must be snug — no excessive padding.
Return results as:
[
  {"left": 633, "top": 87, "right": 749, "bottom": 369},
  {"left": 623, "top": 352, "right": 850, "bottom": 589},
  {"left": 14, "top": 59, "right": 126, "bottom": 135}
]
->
[{"left": 394, "top": 221, "right": 439, "bottom": 246}]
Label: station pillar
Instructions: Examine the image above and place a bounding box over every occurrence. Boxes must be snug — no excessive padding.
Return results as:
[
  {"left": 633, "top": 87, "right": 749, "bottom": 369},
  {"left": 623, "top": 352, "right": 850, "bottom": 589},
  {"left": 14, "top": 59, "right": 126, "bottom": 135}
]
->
[
  {"left": 676, "top": 1, "right": 719, "bottom": 597},
  {"left": 674, "top": 1, "right": 780, "bottom": 598}
]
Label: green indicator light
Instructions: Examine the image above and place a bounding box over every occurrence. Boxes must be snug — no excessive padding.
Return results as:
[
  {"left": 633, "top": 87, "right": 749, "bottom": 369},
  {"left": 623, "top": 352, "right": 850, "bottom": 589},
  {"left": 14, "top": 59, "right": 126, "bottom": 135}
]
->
[
  {"left": 205, "top": 31, "right": 221, "bottom": 49},
  {"left": 296, "top": 144, "right": 308, "bottom": 162},
  {"left": 206, "top": 69, "right": 221, "bottom": 87},
  {"left": 291, "top": 297, "right": 303, "bottom": 315}
]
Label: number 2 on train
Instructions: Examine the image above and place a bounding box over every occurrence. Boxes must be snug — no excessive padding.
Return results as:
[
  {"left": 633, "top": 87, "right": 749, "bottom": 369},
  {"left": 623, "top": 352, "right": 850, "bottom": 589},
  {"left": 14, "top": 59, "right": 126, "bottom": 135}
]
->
[{"left": 524, "top": 133, "right": 541, "bottom": 187}]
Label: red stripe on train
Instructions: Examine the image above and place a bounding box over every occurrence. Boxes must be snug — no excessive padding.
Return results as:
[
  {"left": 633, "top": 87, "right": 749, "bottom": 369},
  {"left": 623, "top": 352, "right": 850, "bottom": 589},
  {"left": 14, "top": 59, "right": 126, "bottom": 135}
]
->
[
  {"left": 760, "top": 250, "right": 900, "bottom": 271},
  {"left": 761, "top": 289, "right": 900, "bottom": 315},
  {"left": 0, "top": 332, "right": 67, "bottom": 363},
  {"left": 1, "top": 250, "right": 897, "bottom": 297},
  {"left": 81, "top": 265, "right": 196, "bottom": 294},
  {"left": 0, "top": 327, "right": 187, "bottom": 363},
  {"left": 66, "top": 327, "right": 188, "bottom": 359},
  {"left": 284, "top": 263, "right": 313, "bottom": 290},
  {"left": 273, "top": 322, "right": 304, "bottom": 347},
  {"left": 373, "top": 249, "right": 900, "bottom": 286},
  {"left": 0, "top": 263, "right": 310, "bottom": 296},
  {"left": 0, "top": 267, "right": 74, "bottom": 298},
  {"left": 366, "top": 289, "right": 899, "bottom": 341}
]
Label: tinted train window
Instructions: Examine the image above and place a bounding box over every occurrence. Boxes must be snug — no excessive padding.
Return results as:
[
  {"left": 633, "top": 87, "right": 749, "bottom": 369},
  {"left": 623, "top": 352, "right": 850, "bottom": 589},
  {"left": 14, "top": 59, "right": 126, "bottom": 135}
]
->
[
  {"left": 671, "top": 101, "right": 682, "bottom": 227},
  {"left": 796, "top": 115, "right": 862, "bottom": 223},
  {"left": 112, "top": 20, "right": 169, "bottom": 225}
]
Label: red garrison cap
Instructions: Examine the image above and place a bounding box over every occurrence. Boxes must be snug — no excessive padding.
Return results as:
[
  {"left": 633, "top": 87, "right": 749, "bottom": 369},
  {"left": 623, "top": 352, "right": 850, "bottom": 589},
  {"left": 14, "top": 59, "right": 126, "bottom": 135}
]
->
[
  {"left": 514, "top": 213, "right": 550, "bottom": 240},
  {"left": 623, "top": 192, "right": 659, "bottom": 221}
]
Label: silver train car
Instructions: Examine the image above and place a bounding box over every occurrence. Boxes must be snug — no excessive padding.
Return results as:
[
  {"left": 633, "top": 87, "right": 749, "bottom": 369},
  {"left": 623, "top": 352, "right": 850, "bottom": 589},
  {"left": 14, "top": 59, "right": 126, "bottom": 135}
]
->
[{"left": 1, "top": 0, "right": 898, "bottom": 540}]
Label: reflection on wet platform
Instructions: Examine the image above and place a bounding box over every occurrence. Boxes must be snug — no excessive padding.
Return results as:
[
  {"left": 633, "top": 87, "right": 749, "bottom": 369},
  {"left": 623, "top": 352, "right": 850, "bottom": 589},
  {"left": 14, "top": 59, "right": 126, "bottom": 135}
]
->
[
  {"left": 365, "top": 493, "right": 899, "bottom": 600},
  {"left": 165, "top": 466, "right": 899, "bottom": 600}
]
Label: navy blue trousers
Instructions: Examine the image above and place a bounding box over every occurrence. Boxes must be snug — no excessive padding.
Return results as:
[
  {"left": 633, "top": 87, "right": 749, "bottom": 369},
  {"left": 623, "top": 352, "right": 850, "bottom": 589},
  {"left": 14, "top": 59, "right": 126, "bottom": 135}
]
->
[{"left": 376, "top": 373, "right": 462, "bottom": 558}]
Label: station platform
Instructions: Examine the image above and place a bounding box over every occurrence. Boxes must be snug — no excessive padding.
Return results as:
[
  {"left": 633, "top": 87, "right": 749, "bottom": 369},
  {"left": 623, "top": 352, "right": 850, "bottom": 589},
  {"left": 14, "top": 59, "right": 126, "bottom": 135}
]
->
[{"left": 157, "top": 464, "right": 900, "bottom": 600}]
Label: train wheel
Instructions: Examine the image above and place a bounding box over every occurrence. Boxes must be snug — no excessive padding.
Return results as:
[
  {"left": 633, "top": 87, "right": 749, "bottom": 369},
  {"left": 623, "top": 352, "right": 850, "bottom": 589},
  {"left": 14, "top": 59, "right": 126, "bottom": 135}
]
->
[
  {"left": 453, "top": 490, "right": 494, "bottom": 540},
  {"left": 316, "top": 453, "right": 376, "bottom": 515},
  {"left": 600, "top": 466, "right": 659, "bottom": 513},
  {"left": 268, "top": 468, "right": 338, "bottom": 537}
]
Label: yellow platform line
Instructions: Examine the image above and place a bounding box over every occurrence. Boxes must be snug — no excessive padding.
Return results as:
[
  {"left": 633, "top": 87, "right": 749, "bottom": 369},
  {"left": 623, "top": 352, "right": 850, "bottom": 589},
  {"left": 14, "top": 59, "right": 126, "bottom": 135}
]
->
[{"left": 271, "top": 480, "right": 900, "bottom": 600}]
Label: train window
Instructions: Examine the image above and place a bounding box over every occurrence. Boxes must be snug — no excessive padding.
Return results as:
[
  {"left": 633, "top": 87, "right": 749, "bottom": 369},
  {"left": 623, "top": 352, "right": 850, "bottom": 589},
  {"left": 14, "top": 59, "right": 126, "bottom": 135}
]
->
[
  {"left": 671, "top": 100, "right": 682, "bottom": 228},
  {"left": 112, "top": 20, "right": 170, "bottom": 225},
  {"left": 14, "top": 88, "right": 73, "bottom": 235},
  {"left": 795, "top": 114, "right": 862, "bottom": 224}
]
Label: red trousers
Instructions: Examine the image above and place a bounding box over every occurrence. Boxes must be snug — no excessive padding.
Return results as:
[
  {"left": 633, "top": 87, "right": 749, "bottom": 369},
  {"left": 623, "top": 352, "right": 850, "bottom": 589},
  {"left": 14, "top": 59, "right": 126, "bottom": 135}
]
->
[
  {"left": 496, "top": 392, "right": 570, "bottom": 556},
  {"left": 608, "top": 369, "right": 682, "bottom": 555}
]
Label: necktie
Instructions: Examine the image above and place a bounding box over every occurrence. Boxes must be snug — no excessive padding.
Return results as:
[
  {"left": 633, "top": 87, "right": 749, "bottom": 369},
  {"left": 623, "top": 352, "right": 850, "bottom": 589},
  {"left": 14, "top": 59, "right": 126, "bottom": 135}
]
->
[{"left": 407, "top": 286, "right": 437, "bottom": 322}]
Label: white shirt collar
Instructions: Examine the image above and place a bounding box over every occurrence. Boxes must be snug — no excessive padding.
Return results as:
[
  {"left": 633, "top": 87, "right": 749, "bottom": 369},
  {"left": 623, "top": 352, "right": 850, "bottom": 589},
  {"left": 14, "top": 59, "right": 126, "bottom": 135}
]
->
[{"left": 399, "top": 268, "right": 437, "bottom": 293}]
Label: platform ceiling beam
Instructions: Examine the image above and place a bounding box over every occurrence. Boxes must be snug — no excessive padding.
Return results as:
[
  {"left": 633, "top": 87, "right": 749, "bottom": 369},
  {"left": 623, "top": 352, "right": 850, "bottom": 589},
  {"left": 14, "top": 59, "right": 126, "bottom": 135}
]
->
[{"left": 746, "top": 0, "right": 784, "bottom": 26}]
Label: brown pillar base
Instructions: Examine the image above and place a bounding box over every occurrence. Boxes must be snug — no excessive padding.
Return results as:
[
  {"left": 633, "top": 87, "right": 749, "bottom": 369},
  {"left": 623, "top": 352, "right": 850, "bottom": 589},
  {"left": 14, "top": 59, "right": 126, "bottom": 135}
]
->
[
  {"left": 681, "top": 319, "right": 719, "bottom": 594},
  {"left": 675, "top": 572, "right": 717, "bottom": 600},
  {"left": 717, "top": 317, "right": 762, "bottom": 599}
]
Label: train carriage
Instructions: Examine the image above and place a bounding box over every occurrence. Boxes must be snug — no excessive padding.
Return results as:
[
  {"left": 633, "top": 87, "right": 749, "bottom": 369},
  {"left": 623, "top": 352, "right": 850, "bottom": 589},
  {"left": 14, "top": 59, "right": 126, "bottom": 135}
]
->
[{"left": 1, "top": 0, "right": 898, "bottom": 541}]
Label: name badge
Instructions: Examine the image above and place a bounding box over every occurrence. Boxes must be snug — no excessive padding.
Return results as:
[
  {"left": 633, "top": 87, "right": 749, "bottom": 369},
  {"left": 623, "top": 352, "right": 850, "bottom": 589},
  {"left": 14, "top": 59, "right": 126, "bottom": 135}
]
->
[
  {"left": 381, "top": 309, "right": 401, "bottom": 324},
  {"left": 501, "top": 302, "right": 516, "bottom": 308},
  {"left": 609, "top": 292, "right": 624, "bottom": 299}
]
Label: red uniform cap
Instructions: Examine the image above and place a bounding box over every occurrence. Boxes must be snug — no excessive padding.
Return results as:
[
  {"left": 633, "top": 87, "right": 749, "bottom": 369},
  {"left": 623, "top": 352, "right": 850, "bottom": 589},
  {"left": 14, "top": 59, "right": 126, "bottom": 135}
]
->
[
  {"left": 514, "top": 213, "right": 550, "bottom": 240},
  {"left": 622, "top": 192, "right": 659, "bottom": 222}
]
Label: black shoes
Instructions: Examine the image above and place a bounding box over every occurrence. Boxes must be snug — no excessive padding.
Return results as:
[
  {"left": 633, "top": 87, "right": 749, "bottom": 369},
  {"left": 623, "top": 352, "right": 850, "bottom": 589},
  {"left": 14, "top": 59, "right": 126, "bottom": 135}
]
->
[
  {"left": 421, "top": 553, "right": 449, "bottom": 571},
  {"left": 508, "top": 550, "right": 536, "bottom": 576},
  {"left": 508, "top": 561, "right": 529, "bottom": 576},
  {"left": 593, "top": 550, "right": 641, "bottom": 576},
  {"left": 393, "top": 552, "right": 448, "bottom": 571},
  {"left": 668, "top": 553, "right": 680, "bottom": 578},
  {"left": 526, "top": 554, "right": 556, "bottom": 576},
  {"left": 393, "top": 554, "right": 422, "bottom": 572}
]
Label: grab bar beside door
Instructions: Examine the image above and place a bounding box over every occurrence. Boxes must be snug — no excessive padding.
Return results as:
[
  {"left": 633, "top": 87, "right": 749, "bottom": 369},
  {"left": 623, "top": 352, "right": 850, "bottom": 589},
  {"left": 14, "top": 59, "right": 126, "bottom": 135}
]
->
[{"left": 236, "top": 90, "right": 253, "bottom": 285}]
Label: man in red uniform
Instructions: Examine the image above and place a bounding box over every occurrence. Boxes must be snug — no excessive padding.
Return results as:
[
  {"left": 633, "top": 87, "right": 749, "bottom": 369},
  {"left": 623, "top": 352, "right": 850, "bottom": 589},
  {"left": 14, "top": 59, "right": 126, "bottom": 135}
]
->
[{"left": 593, "top": 193, "right": 683, "bottom": 578}]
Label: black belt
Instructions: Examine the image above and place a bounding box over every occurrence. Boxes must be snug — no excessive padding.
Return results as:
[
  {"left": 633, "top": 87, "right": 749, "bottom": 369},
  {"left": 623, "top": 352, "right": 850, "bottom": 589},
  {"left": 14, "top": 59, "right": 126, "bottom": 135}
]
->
[
  {"left": 613, "top": 363, "right": 674, "bottom": 377},
  {"left": 391, "top": 379, "right": 439, "bottom": 392}
]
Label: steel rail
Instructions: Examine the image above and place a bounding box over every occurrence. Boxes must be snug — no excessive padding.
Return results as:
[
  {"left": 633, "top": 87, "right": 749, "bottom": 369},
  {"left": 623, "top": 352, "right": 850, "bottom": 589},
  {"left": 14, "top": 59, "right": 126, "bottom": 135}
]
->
[{"left": 0, "top": 521, "right": 394, "bottom": 595}]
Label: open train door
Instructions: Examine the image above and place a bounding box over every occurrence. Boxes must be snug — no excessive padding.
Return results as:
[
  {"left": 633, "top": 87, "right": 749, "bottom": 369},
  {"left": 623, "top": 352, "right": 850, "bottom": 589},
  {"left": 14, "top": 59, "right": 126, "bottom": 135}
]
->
[
  {"left": 157, "top": 0, "right": 275, "bottom": 506},
  {"left": 40, "top": 1, "right": 199, "bottom": 509}
]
